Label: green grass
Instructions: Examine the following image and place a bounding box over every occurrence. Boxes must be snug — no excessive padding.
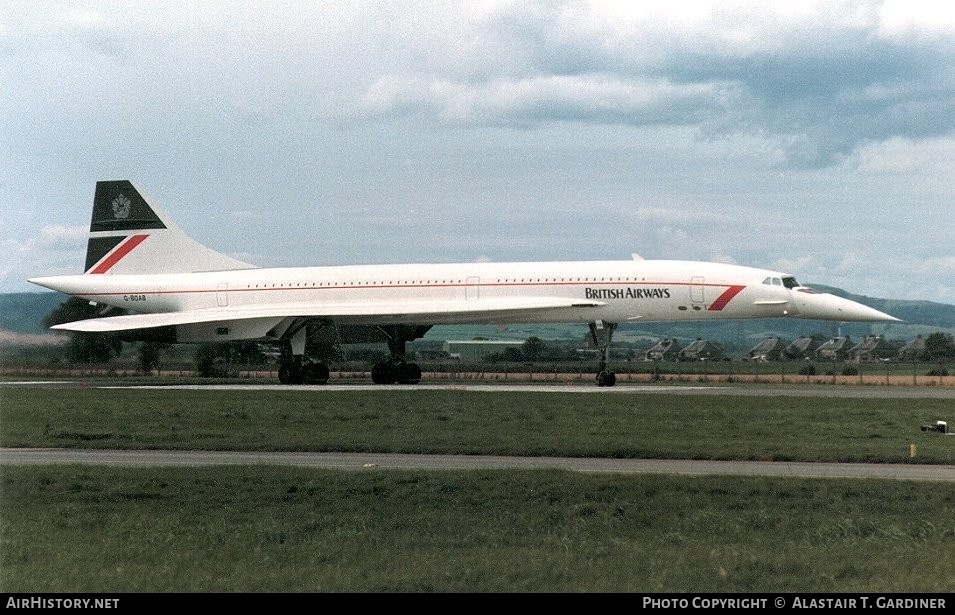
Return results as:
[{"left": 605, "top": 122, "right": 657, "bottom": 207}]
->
[
  {"left": 2, "top": 388, "right": 953, "bottom": 463},
  {"left": 3, "top": 466, "right": 954, "bottom": 592},
  {"left": 3, "top": 387, "right": 954, "bottom": 592}
]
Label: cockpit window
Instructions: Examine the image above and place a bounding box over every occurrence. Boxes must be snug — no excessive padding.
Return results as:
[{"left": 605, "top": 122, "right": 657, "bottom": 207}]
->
[{"left": 764, "top": 276, "right": 801, "bottom": 288}]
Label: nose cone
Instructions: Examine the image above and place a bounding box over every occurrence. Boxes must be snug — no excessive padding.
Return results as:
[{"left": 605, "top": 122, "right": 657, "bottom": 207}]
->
[
  {"left": 833, "top": 298, "right": 900, "bottom": 322},
  {"left": 28, "top": 277, "right": 59, "bottom": 291},
  {"left": 28, "top": 275, "right": 90, "bottom": 296},
  {"left": 794, "top": 290, "right": 900, "bottom": 322}
]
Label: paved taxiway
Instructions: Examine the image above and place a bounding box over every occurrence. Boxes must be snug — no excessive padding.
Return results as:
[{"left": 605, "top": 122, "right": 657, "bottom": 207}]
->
[
  {"left": 6, "top": 381, "right": 945, "bottom": 399},
  {"left": 3, "top": 448, "right": 954, "bottom": 482},
  {"left": 3, "top": 378, "right": 955, "bottom": 398},
  {"left": 5, "top": 379, "right": 953, "bottom": 481}
]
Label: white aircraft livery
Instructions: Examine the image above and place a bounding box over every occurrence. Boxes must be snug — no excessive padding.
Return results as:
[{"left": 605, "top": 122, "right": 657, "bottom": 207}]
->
[{"left": 29, "top": 180, "right": 898, "bottom": 386}]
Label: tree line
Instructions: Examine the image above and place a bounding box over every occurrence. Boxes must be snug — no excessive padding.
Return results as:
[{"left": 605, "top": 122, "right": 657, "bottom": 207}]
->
[{"left": 37, "top": 297, "right": 955, "bottom": 375}]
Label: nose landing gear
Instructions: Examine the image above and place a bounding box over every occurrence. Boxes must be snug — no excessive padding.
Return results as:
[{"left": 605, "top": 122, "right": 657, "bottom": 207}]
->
[{"left": 589, "top": 321, "right": 618, "bottom": 387}]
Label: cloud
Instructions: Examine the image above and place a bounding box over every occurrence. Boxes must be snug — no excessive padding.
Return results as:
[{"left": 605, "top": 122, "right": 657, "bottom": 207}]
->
[
  {"left": 361, "top": 73, "right": 736, "bottom": 126},
  {"left": 12, "top": 225, "right": 88, "bottom": 253},
  {"left": 916, "top": 255, "right": 955, "bottom": 270},
  {"left": 904, "top": 255, "right": 955, "bottom": 304},
  {"left": 36, "top": 224, "right": 87, "bottom": 249},
  {"left": 626, "top": 206, "right": 732, "bottom": 226},
  {"left": 351, "top": 1, "right": 955, "bottom": 167},
  {"left": 770, "top": 256, "right": 815, "bottom": 276},
  {"left": 878, "top": 0, "right": 955, "bottom": 39},
  {"left": 844, "top": 136, "right": 955, "bottom": 174},
  {"left": 1, "top": 225, "right": 87, "bottom": 289},
  {"left": 229, "top": 210, "right": 261, "bottom": 221},
  {"left": 7, "top": 2, "right": 954, "bottom": 170}
]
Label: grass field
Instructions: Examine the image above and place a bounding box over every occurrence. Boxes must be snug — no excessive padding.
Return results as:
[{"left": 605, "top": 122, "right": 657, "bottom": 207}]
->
[
  {"left": 3, "top": 466, "right": 954, "bottom": 592},
  {"left": 3, "top": 385, "right": 955, "bottom": 592},
  {"left": 2, "top": 388, "right": 953, "bottom": 463}
]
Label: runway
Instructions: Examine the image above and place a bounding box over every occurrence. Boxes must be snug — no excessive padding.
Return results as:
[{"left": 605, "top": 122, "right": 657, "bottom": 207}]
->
[
  {"left": 3, "top": 448, "right": 954, "bottom": 482},
  {"left": 4, "top": 379, "right": 952, "bottom": 398}
]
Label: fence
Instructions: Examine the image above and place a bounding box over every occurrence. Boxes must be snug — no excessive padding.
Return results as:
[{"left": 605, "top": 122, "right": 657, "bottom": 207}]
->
[{"left": 2, "top": 362, "right": 953, "bottom": 387}]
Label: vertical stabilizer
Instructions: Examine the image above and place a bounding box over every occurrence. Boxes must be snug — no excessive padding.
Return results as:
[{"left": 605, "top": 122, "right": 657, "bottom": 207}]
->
[{"left": 84, "top": 181, "right": 256, "bottom": 274}]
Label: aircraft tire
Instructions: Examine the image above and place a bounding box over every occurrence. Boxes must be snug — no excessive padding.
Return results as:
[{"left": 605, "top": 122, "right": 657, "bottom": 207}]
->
[
  {"left": 303, "top": 362, "right": 330, "bottom": 385},
  {"left": 399, "top": 362, "right": 422, "bottom": 385},
  {"left": 371, "top": 362, "right": 398, "bottom": 385},
  {"left": 596, "top": 371, "right": 616, "bottom": 387},
  {"left": 280, "top": 364, "right": 305, "bottom": 385}
]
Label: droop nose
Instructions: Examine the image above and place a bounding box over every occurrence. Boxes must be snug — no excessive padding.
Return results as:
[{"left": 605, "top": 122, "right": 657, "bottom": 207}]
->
[{"left": 792, "top": 289, "right": 899, "bottom": 322}]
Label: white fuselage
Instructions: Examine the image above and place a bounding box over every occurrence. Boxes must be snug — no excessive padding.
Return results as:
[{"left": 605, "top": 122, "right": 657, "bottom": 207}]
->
[{"left": 37, "top": 258, "right": 865, "bottom": 327}]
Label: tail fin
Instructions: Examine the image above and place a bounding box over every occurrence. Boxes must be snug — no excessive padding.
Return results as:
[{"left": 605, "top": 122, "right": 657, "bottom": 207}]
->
[{"left": 84, "top": 181, "right": 256, "bottom": 274}]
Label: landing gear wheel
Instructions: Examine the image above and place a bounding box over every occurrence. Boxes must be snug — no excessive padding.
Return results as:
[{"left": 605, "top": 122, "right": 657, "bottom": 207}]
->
[
  {"left": 371, "top": 361, "right": 398, "bottom": 385},
  {"left": 596, "top": 371, "right": 616, "bottom": 387},
  {"left": 279, "top": 363, "right": 304, "bottom": 385},
  {"left": 398, "top": 362, "right": 422, "bottom": 385},
  {"left": 589, "top": 321, "right": 618, "bottom": 388},
  {"left": 303, "top": 362, "right": 330, "bottom": 385}
]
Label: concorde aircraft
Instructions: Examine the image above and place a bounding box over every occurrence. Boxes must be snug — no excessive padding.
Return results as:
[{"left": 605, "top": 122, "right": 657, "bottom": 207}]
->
[{"left": 29, "top": 181, "right": 898, "bottom": 386}]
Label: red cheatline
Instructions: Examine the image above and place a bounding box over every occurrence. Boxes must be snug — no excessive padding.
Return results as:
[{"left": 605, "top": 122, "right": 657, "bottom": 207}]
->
[
  {"left": 89, "top": 234, "right": 149, "bottom": 274},
  {"left": 708, "top": 285, "right": 746, "bottom": 311}
]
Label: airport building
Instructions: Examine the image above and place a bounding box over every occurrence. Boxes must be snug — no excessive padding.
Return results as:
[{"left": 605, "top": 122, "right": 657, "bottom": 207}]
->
[
  {"left": 784, "top": 336, "right": 823, "bottom": 361},
  {"left": 644, "top": 339, "right": 680, "bottom": 361},
  {"left": 443, "top": 340, "right": 524, "bottom": 361},
  {"left": 898, "top": 335, "right": 927, "bottom": 361},
  {"left": 678, "top": 339, "right": 724, "bottom": 361},
  {"left": 748, "top": 337, "right": 788, "bottom": 362},
  {"left": 816, "top": 336, "right": 853, "bottom": 361},
  {"left": 849, "top": 335, "right": 899, "bottom": 362}
]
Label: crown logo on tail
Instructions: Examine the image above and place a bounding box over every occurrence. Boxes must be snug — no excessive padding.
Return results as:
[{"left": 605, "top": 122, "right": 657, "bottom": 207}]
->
[{"left": 111, "top": 194, "right": 131, "bottom": 219}]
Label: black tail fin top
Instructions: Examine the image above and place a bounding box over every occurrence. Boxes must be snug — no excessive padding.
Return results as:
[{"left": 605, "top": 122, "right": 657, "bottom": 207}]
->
[
  {"left": 91, "top": 180, "right": 166, "bottom": 232},
  {"left": 82, "top": 180, "right": 255, "bottom": 274}
]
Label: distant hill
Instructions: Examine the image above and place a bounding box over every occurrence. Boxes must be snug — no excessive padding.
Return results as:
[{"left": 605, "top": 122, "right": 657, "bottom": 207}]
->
[{"left": 0, "top": 292, "right": 68, "bottom": 334}]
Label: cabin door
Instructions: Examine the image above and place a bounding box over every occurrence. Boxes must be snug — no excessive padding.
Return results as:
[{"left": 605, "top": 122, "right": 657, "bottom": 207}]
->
[
  {"left": 690, "top": 277, "right": 705, "bottom": 305},
  {"left": 465, "top": 276, "right": 480, "bottom": 301}
]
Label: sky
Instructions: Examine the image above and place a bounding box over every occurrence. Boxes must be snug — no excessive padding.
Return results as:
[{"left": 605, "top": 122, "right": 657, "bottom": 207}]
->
[{"left": 2, "top": 1, "right": 954, "bottom": 304}]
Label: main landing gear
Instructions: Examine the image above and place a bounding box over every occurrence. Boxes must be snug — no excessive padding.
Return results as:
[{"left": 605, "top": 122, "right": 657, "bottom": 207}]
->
[
  {"left": 589, "top": 320, "right": 618, "bottom": 387},
  {"left": 278, "top": 351, "right": 330, "bottom": 385},
  {"left": 274, "top": 322, "right": 429, "bottom": 386},
  {"left": 276, "top": 320, "right": 330, "bottom": 385},
  {"left": 371, "top": 337, "right": 422, "bottom": 385}
]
